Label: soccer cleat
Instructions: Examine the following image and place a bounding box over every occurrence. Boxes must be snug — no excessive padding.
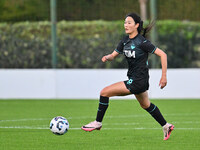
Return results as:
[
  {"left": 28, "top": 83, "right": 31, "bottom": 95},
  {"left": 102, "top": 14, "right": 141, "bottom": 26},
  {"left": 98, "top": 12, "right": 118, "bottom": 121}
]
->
[
  {"left": 163, "top": 123, "right": 174, "bottom": 140},
  {"left": 81, "top": 120, "right": 102, "bottom": 132}
]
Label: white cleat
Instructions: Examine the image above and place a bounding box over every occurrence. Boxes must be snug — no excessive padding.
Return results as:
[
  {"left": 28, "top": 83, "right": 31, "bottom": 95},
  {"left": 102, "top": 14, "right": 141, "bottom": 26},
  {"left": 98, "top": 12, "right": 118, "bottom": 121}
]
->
[
  {"left": 163, "top": 123, "right": 174, "bottom": 140},
  {"left": 81, "top": 120, "right": 102, "bottom": 132}
]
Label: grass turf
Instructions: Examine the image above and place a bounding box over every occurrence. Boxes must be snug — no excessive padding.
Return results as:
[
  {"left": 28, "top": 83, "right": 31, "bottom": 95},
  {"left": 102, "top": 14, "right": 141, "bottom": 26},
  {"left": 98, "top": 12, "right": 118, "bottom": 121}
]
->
[{"left": 0, "top": 99, "right": 200, "bottom": 150}]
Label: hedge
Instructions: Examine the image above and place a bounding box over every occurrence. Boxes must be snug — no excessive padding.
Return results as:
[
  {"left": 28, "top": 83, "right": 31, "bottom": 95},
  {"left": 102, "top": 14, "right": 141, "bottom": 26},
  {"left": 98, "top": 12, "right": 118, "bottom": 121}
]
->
[
  {"left": 0, "top": 0, "right": 200, "bottom": 22},
  {"left": 0, "top": 20, "right": 200, "bottom": 68}
]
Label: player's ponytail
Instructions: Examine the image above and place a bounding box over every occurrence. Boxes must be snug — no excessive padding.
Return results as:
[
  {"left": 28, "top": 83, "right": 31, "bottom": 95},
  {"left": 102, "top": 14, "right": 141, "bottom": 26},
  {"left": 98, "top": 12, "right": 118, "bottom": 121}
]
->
[
  {"left": 141, "top": 20, "right": 155, "bottom": 38},
  {"left": 125, "top": 13, "right": 155, "bottom": 38}
]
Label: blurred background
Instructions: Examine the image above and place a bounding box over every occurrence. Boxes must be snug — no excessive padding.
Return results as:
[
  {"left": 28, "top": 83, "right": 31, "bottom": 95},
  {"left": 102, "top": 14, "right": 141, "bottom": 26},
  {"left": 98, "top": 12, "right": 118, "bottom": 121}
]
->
[
  {"left": 0, "top": 0, "right": 200, "bottom": 69},
  {"left": 0, "top": 0, "right": 200, "bottom": 99},
  {"left": 1, "top": 1, "right": 200, "bottom": 148}
]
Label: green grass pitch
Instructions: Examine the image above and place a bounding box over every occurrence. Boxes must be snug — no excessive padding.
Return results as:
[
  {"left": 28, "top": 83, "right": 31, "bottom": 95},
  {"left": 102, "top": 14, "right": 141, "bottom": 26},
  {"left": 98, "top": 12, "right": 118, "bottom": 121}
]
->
[{"left": 0, "top": 99, "right": 200, "bottom": 150}]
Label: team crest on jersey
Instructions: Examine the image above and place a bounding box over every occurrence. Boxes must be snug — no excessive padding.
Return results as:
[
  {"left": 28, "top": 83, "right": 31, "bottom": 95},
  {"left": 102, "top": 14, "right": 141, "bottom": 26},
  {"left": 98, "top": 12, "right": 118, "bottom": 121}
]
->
[{"left": 131, "top": 44, "right": 135, "bottom": 49}]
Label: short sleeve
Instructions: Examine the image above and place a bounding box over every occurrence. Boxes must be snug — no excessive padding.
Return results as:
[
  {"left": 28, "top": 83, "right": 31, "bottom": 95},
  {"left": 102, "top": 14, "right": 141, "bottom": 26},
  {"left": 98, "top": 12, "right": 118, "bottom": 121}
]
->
[
  {"left": 140, "top": 40, "right": 157, "bottom": 54},
  {"left": 115, "top": 40, "right": 124, "bottom": 54}
]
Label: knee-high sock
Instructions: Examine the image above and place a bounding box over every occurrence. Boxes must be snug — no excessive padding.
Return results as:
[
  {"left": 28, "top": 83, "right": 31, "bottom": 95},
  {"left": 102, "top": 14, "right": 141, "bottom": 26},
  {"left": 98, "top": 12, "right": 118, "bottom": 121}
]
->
[
  {"left": 96, "top": 96, "right": 109, "bottom": 122},
  {"left": 145, "top": 103, "right": 167, "bottom": 126}
]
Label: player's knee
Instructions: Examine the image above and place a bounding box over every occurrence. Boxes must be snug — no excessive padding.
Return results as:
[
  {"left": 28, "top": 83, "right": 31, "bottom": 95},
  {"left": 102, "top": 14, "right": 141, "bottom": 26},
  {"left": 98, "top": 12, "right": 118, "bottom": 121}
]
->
[
  {"left": 140, "top": 103, "right": 150, "bottom": 109},
  {"left": 100, "top": 87, "right": 109, "bottom": 97}
]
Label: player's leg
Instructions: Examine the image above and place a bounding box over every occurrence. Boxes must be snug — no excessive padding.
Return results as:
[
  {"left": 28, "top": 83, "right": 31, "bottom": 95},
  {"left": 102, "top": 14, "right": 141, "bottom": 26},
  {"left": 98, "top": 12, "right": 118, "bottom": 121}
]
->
[
  {"left": 81, "top": 81, "right": 131, "bottom": 131},
  {"left": 100, "top": 81, "right": 131, "bottom": 97},
  {"left": 135, "top": 91, "right": 174, "bottom": 140},
  {"left": 135, "top": 91, "right": 167, "bottom": 126},
  {"left": 96, "top": 81, "right": 131, "bottom": 122}
]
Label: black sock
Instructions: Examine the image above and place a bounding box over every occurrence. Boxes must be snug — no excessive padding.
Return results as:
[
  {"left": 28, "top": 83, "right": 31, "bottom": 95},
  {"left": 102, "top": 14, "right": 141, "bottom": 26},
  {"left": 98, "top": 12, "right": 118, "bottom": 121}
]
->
[
  {"left": 96, "top": 96, "right": 109, "bottom": 122},
  {"left": 145, "top": 103, "right": 167, "bottom": 126}
]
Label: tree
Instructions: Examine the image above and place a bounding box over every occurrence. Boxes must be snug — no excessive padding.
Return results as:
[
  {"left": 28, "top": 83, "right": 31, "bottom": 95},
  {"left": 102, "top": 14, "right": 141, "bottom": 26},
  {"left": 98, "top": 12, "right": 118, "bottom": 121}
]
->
[
  {"left": 139, "top": 0, "right": 148, "bottom": 21},
  {"left": 0, "top": 0, "right": 49, "bottom": 22}
]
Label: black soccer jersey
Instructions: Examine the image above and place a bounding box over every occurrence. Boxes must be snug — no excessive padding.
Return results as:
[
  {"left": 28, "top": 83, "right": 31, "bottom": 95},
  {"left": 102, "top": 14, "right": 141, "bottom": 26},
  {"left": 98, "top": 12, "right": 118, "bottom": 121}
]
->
[{"left": 115, "top": 34, "right": 156, "bottom": 80}]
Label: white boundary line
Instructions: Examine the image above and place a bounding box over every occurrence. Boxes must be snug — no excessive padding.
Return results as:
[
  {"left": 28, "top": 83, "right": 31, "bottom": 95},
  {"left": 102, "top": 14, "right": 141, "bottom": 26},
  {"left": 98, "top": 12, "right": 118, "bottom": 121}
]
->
[
  {"left": 0, "top": 112, "right": 200, "bottom": 122},
  {"left": 0, "top": 113, "right": 200, "bottom": 123},
  {"left": 0, "top": 126, "right": 200, "bottom": 130},
  {"left": 0, "top": 99, "right": 200, "bottom": 101},
  {"left": 0, "top": 118, "right": 50, "bottom": 122}
]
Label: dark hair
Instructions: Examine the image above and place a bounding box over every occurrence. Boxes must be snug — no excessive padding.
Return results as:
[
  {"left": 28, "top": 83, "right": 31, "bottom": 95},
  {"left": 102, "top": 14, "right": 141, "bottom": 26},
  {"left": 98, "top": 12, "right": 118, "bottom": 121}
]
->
[{"left": 125, "top": 12, "right": 154, "bottom": 38}]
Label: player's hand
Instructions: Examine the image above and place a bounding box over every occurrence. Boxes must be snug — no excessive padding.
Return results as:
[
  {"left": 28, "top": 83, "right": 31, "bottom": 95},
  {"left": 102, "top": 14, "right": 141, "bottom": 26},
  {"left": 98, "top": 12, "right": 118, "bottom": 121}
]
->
[
  {"left": 159, "top": 76, "right": 167, "bottom": 89},
  {"left": 102, "top": 56, "right": 108, "bottom": 62}
]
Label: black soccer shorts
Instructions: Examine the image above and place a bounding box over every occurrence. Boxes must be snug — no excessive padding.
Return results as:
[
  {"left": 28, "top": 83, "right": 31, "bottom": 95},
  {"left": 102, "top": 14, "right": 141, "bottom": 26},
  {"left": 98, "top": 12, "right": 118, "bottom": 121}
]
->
[{"left": 124, "top": 77, "right": 149, "bottom": 94}]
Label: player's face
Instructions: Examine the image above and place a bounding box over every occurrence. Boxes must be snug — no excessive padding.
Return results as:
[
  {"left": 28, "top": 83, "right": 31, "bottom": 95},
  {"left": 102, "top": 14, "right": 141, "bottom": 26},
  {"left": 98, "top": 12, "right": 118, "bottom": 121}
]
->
[{"left": 124, "top": 17, "right": 139, "bottom": 35}]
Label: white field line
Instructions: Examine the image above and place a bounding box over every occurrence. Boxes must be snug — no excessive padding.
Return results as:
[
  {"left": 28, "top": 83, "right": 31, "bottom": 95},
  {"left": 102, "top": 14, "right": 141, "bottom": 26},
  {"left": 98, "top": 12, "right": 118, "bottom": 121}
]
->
[
  {"left": 0, "top": 116, "right": 144, "bottom": 123},
  {"left": 102, "top": 121, "right": 200, "bottom": 126},
  {"left": 71, "top": 121, "right": 200, "bottom": 127},
  {"left": 0, "top": 113, "right": 200, "bottom": 123},
  {"left": 0, "top": 115, "right": 147, "bottom": 122},
  {"left": 0, "top": 126, "right": 200, "bottom": 130},
  {"left": 0, "top": 118, "right": 50, "bottom": 122},
  {"left": 1, "top": 99, "right": 200, "bottom": 101}
]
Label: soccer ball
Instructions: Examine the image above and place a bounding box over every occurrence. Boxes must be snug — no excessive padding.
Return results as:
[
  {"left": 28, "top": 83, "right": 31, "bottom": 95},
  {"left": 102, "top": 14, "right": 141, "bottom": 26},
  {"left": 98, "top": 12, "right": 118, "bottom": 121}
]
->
[{"left": 50, "top": 116, "right": 69, "bottom": 135}]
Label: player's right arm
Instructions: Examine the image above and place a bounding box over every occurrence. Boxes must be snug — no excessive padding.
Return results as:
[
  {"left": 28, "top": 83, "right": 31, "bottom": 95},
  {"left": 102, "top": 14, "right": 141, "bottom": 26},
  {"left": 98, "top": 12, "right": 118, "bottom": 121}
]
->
[
  {"left": 102, "top": 50, "right": 119, "bottom": 62},
  {"left": 102, "top": 37, "right": 125, "bottom": 62}
]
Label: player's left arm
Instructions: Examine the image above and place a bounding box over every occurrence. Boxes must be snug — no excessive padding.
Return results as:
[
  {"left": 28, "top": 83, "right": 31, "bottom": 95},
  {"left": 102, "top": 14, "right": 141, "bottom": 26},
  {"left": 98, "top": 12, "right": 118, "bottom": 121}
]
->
[{"left": 154, "top": 48, "right": 167, "bottom": 89}]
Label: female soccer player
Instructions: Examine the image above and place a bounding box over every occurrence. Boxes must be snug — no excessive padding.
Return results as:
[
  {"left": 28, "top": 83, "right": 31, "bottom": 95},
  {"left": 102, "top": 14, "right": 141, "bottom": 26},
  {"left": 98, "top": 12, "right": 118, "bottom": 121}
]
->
[{"left": 81, "top": 13, "right": 174, "bottom": 140}]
